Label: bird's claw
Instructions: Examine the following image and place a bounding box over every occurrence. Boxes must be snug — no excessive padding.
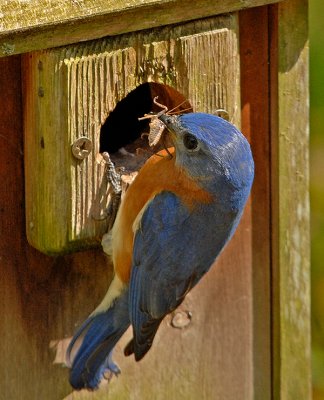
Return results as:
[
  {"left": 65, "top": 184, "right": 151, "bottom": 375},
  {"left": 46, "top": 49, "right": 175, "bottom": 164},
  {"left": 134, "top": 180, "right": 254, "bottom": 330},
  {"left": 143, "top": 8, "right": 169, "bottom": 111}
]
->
[
  {"left": 103, "top": 352, "right": 121, "bottom": 382},
  {"left": 102, "top": 152, "right": 122, "bottom": 195},
  {"left": 102, "top": 152, "right": 122, "bottom": 230}
]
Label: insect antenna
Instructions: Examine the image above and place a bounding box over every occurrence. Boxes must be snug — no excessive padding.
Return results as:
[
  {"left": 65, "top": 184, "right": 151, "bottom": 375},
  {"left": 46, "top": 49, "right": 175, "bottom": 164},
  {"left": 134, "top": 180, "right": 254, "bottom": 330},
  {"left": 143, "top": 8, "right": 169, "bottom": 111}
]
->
[
  {"left": 166, "top": 99, "right": 191, "bottom": 114},
  {"left": 167, "top": 106, "right": 193, "bottom": 115}
]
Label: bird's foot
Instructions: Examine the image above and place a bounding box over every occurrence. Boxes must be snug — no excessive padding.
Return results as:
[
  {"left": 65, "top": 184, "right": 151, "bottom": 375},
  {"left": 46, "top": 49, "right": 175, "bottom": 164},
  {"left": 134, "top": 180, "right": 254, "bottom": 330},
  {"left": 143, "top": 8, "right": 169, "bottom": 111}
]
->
[
  {"left": 103, "top": 351, "right": 121, "bottom": 382},
  {"left": 101, "top": 152, "right": 122, "bottom": 230}
]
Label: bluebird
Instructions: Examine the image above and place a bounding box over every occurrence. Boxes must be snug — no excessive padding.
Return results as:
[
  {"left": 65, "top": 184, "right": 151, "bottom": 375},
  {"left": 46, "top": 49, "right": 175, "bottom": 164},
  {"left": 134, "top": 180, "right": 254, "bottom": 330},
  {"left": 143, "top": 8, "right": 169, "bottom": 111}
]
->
[{"left": 67, "top": 112, "right": 254, "bottom": 390}]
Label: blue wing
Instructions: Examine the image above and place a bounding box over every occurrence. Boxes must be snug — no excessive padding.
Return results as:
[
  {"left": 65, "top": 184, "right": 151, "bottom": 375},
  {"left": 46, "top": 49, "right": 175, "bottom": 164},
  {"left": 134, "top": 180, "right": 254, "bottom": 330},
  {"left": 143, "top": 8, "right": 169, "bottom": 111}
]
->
[{"left": 126, "top": 191, "right": 213, "bottom": 361}]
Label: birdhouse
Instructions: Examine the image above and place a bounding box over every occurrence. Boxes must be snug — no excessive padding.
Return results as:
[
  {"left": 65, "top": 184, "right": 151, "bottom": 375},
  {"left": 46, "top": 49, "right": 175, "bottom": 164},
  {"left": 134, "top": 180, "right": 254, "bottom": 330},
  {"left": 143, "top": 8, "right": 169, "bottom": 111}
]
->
[
  {"left": 0, "top": 1, "right": 310, "bottom": 399},
  {"left": 22, "top": 15, "right": 242, "bottom": 254}
]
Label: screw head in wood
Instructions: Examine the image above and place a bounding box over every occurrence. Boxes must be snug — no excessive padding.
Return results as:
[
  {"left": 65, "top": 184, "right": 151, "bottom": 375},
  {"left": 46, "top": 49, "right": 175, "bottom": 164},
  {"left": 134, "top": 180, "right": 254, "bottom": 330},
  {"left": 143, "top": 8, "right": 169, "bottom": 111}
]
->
[
  {"left": 171, "top": 310, "right": 192, "bottom": 329},
  {"left": 71, "top": 137, "right": 92, "bottom": 160}
]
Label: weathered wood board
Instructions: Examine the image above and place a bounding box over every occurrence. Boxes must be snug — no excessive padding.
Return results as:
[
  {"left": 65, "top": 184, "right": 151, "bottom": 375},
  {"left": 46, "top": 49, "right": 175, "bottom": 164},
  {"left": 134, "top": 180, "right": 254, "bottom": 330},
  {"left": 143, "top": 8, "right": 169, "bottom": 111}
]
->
[
  {"left": 0, "top": 0, "right": 281, "bottom": 57},
  {"left": 23, "top": 14, "right": 241, "bottom": 254},
  {"left": 17, "top": 11, "right": 254, "bottom": 400},
  {"left": 240, "top": 7, "right": 272, "bottom": 399},
  {"left": 0, "top": 2, "right": 311, "bottom": 400},
  {"left": 270, "top": 0, "right": 311, "bottom": 398}
]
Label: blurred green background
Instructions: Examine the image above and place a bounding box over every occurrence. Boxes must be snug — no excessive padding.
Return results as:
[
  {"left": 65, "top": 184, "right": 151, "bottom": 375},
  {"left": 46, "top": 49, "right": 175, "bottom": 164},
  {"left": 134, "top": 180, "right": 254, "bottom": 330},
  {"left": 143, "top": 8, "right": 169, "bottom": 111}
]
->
[{"left": 310, "top": 0, "right": 324, "bottom": 398}]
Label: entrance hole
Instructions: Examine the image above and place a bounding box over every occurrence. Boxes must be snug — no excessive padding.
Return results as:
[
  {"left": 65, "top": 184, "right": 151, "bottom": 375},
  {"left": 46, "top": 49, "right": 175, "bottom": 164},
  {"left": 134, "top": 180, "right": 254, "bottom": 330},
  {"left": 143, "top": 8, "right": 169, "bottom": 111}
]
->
[{"left": 99, "top": 82, "right": 192, "bottom": 175}]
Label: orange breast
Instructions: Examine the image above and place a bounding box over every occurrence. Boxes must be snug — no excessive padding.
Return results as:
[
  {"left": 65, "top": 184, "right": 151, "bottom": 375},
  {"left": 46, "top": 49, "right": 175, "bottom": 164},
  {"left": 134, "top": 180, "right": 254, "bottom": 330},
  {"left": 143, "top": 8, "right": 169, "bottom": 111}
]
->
[{"left": 111, "top": 148, "right": 212, "bottom": 283}]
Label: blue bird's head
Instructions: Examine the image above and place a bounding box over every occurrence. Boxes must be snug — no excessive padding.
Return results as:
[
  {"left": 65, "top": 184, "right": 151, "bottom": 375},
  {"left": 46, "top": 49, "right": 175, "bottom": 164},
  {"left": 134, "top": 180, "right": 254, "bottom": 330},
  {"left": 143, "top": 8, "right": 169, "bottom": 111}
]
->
[{"left": 159, "top": 113, "right": 254, "bottom": 209}]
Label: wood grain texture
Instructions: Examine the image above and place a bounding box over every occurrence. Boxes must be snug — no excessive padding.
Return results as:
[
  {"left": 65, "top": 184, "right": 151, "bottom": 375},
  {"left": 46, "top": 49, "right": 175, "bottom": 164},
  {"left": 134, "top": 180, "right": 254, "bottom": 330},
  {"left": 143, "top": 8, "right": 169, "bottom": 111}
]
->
[
  {"left": 7, "top": 12, "right": 255, "bottom": 400},
  {"left": 0, "top": 0, "right": 281, "bottom": 57},
  {"left": 0, "top": 56, "right": 112, "bottom": 400},
  {"left": 61, "top": 13, "right": 255, "bottom": 400},
  {"left": 240, "top": 7, "right": 271, "bottom": 399},
  {"left": 270, "top": 1, "right": 311, "bottom": 399},
  {"left": 0, "top": 2, "right": 311, "bottom": 399},
  {"left": 23, "top": 14, "right": 241, "bottom": 254},
  {"left": 2, "top": 12, "right": 256, "bottom": 400}
]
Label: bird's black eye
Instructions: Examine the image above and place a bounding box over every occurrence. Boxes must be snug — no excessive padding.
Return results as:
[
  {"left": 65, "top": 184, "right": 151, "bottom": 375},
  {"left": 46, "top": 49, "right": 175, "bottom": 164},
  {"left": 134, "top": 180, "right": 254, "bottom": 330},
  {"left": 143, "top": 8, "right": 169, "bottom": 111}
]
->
[{"left": 183, "top": 133, "right": 199, "bottom": 150}]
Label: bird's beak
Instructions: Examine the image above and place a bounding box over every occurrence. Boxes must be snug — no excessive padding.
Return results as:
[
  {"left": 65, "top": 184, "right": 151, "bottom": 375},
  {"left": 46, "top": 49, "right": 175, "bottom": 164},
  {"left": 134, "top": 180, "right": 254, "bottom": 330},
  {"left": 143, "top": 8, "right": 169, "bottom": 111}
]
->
[{"left": 159, "top": 114, "right": 178, "bottom": 144}]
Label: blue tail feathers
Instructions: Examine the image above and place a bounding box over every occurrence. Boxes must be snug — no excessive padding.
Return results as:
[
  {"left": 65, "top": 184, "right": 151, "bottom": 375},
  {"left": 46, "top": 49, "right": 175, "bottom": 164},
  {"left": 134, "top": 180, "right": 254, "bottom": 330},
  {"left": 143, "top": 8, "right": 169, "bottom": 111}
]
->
[{"left": 67, "top": 289, "right": 130, "bottom": 390}]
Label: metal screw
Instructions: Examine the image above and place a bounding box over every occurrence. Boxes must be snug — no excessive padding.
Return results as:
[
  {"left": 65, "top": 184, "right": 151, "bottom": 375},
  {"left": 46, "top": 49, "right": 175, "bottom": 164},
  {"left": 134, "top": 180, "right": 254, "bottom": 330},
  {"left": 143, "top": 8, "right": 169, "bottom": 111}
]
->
[
  {"left": 71, "top": 137, "right": 92, "bottom": 160},
  {"left": 171, "top": 310, "right": 192, "bottom": 329}
]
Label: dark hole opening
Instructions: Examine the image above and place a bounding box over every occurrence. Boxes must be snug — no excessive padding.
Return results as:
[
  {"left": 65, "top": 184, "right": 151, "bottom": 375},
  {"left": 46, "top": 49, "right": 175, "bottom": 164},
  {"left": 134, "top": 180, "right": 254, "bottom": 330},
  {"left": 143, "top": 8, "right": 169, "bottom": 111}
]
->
[{"left": 99, "top": 82, "right": 192, "bottom": 174}]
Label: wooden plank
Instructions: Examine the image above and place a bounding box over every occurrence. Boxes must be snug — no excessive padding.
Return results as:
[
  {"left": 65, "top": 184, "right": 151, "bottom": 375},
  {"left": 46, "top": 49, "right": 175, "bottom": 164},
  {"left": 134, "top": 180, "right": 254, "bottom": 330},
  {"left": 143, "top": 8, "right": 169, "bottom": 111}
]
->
[
  {"left": 0, "top": 0, "right": 281, "bottom": 57},
  {"left": 23, "top": 49, "right": 109, "bottom": 254},
  {"left": 23, "top": 14, "right": 241, "bottom": 254},
  {"left": 0, "top": 56, "right": 30, "bottom": 400},
  {"left": 239, "top": 6, "right": 271, "bottom": 400},
  {"left": 270, "top": 0, "right": 311, "bottom": 399},
  {"left": 61, "top": 13, "right": 254, "bottom": 400},
  {"left": 0, "top": 56, "right": 113, "bottom": 400},
  {"left": 1, "top": 13, "right": 255, "bottom": 400}
]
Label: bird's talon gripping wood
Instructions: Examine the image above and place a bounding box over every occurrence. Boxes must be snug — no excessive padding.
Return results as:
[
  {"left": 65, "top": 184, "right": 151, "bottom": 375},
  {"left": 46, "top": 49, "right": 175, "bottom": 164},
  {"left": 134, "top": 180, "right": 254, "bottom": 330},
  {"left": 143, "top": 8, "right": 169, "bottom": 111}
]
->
[{"left": 101, "top": 152, "right": 122, "bottom": 230}]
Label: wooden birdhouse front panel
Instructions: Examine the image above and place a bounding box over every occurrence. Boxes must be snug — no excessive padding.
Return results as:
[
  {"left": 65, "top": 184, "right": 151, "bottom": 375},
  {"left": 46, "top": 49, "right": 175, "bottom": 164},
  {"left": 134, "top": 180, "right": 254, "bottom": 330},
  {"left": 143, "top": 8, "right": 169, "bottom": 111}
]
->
[
  {"left": 21, "top": 13, "right": 256, "bottom": 400},
  {"left": 0, "top": 1, "right": 311, "bottom": 400},
  {"left": 23, "top": 14, "right": 240, "bottom": 254}
]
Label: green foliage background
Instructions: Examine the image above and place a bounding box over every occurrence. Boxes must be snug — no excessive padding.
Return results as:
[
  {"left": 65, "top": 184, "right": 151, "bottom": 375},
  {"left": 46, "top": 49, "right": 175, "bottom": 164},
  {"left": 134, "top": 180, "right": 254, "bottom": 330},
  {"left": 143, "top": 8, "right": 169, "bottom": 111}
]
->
[{"left": 310, "top": 0, "right": 324, "bottom": 398}]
